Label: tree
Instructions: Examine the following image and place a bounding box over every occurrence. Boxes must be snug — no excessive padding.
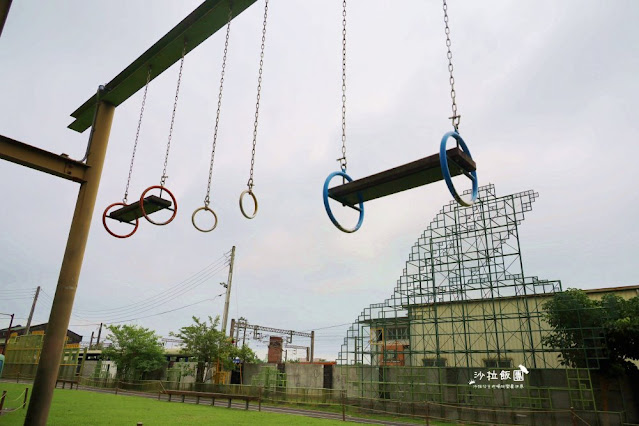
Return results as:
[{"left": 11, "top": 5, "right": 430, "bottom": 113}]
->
[
  {"left": 102, "top": 324, "right": 166, "bottom": 381},
  {"left": 542, "top": 289, "right": 639, "bottom": 374},
  {"left": 171, "top": 316, "right": 261, "bottom": 382},
  {"left": 171, "top": 316, "right": 233, "bottom": 382},
  {"left": 231, "top": 343, "right": 260, "bottom": 366},
  {"left": 542, "top": 289, "right": 639, "bottom": 411}
]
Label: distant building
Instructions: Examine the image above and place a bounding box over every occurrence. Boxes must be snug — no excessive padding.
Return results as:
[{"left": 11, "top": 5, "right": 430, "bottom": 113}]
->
[
  {"left": 334, "top": 184, "right": 639, "bottom": 423},
  {"left": 365, "top": 284, "right": 639, "bottom": 368},
  {"left": 0, "top": 323, "right": 82, "bottom": 352}
]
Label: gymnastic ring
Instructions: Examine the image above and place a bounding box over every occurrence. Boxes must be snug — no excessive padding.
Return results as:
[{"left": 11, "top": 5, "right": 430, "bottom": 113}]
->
[
  {"left": 102, "top": 202, "right": 139, "bottom": 239},
  {"left": 322, "top": 171, "right": 364, "bottom": 233},
  {"left": 192, "top": 206, "right": 218, "bottom": 232},
  {"left": 239, "top": 190, "right": 258, "bottom": 219},
  {"left": 439, "top": 131, "right": 478, "bottom": 207},
  {"left": 139, "top": 185, "right": 178, "bottom": 226}
]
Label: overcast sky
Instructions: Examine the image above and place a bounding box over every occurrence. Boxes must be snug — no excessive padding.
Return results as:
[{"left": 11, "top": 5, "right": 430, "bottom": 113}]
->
[{"left": 1, "top": 1, "right": 638, "bottom": 360}]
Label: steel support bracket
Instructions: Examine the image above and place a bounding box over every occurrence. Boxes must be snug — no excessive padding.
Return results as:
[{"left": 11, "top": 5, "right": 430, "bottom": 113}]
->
[{"left": 0, "top": 135, "right": 88, "bottom": 183}]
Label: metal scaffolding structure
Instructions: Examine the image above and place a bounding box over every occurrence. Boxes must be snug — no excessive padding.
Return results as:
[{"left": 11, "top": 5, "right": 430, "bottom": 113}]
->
[
  {"left": 337, "top": 183, "right": 601, "bottom": 414},
  {"left": 3, "top": 332, "right": 80, "bottom": 379}
]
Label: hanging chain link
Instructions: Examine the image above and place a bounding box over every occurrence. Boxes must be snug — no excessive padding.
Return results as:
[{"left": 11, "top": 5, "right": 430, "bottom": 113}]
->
[
  {"left": 247, "top": 0, "right": 269, "bottom": 192},
  {"left": 160, "top": 40, "right": 187, "bottom": 187},
  {"left": 339, "top": 0, "right": 348, "bottom": 173},
  {"left": 442, "top": 0, "right": 460, "bottom": 132},
  {"left": 123, "top": 67, "right": 152, "bottom": 204},
  {"left": 204, "top": 6, "right": 233, "bottom": 207}
]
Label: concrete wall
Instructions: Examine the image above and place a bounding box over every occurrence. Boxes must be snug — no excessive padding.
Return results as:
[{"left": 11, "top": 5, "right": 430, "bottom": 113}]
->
[
  {"left": 134, "top": 360, "right": 636, "bottom": 424},
  {"left": 285, "top": 363, "right": 323, "bottom": 389},
  {"left": 242, "top": 363, "right": 279, "bottom": 386},
  {"left": 81, "top": 360, "right": 117, "bottom": 378}
]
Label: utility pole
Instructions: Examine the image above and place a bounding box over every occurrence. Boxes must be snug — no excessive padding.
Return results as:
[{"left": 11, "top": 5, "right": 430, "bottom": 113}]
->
[
  {"left": 310, "top": 331, "right": 315, "bottom": 363},
  {"left": 229, "top": 318, "right": 236, "bottom": 345},
  {"left": 0, "top": 313, "right": 14, "bottom": 355},
  {"left": 221, "top": 246, "right": 235, "bottom": 335},
  {"left": 6, "top": 313, "right": 14, "bottom": 354},
  {"left": 242, "top": 323, "right": 247, "bottom": 347},
  {"left": 95, "top": 323, "right": 103, "bottom": 347},
  {"left": 25, "top": 286, "right": 41, "bottom": 335}
]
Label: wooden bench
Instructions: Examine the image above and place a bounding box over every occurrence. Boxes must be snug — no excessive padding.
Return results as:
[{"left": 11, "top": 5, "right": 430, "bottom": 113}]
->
[
  {"left": 160, "top": 389, "right": 261, "bottom": 411},
  {"left": 55, "top": 379, "right": 78, "bottom": 390}
]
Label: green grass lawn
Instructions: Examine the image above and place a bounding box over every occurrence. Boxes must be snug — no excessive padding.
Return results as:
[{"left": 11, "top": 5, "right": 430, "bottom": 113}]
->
[
  {"left": 0, "top": 382, "right": 347, "bottom": 425},
  {"left": 266, "top": 400, "right": 455, "bottom": 426}
]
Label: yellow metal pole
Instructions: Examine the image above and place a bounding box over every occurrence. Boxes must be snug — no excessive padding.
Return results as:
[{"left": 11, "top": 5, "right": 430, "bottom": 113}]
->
[{"left": 24, "top": 100, "right": 115, "bottom": 426}]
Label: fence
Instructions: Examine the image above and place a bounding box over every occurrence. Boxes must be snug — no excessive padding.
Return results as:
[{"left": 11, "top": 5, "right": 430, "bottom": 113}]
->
[
  {"left": 0, "top": 387, "right": 29, "bottom": 416},
  {"left": 0, "top": 373, "right": 629, "bottom": 425},
  {"left": 65, "top": 378, "right": 626, "bottom": 425}
]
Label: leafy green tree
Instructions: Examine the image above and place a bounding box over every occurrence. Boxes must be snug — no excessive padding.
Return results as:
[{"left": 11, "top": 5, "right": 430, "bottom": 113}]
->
[
  {"left": 542, "top": 289, "right": 639, "bottom": 374},
  {"left": 542, "top": 289, "right": 639, "bottom": 411},
  {"left": 231, "top": 343, "right": 260, "bottom": 365},
  {"left": 171, "top": 316, "right": 233, "bottom": 382},
  {"left": 171, "top": 316, "right": 261, "bottom": 382},
  {"left": 102, "top": 324, "right": 166, "bottom": 381}
]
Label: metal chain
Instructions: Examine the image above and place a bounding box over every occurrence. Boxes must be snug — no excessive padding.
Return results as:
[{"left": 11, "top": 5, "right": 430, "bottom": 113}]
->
[
  {"left": 247, "top": 0, "right": 269, "bottom": 192},
  {"left": 123, "top": 67, "right": 151, "bottom": 204},
  {"left": 160, "top": 40, "right": 187, "bottom": 187},
  {"left": 339, "top": 0, "right": 347, "bottom": 172},
  {"left": 442, "top": 0, "right": 460, "bottom": 132},
  {"left": 204, "top": 6, "right": 233, "bottom": 207}
]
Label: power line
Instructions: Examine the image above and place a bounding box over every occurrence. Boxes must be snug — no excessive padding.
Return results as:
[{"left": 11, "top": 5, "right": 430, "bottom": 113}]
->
[
  {"left": 69, "top": 293, "right": 225, "bottom": 326},
  {"left": 39, "top": 260, "right": 229, "bottom": 324},
  {"left": 52, "top": 256, "right": 230, "bottom": 322},
  {"left": 0, "top": 288, "right": 36, "bottom": 296},
  {"left": 302, "top": 322, "right": 352, "bottom": 332},
  {"left": 72, "top": 255, "right": 228, "bottom": 315},
  {"left": 38, "top": 291, "right": 96, "bottom": 325},
  {"left": 0, "top": 296, "right": 35, "bottom": 301},
  {"left": 74, "top": 266, "right": 227, "bottom": 321}
]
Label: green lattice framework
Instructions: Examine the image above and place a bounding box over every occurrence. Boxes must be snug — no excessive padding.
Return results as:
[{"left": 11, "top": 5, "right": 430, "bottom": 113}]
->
[
  {"left": 250, "top": 365, "right": 287, "bottom": 390},
  {"left": 3, "top": 333, "right": 80, "bottom": 379},
  {"left": 337, "top": 184, "right": 602, "bottom": 411}
]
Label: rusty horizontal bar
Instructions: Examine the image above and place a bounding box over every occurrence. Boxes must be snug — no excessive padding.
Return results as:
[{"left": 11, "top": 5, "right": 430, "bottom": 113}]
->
[{"left": 0, "top": 134, "right": 88, "bottom": 183}]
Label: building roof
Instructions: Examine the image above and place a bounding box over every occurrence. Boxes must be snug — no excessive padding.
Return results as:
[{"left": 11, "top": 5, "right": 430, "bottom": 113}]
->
[
  {"left": 0, "top": 322, "right": 82, "bottom": 342},
  {"left": 580, "top": 284, "right": 639, "bottom": 294},
  {"left": 358, "top": 284, "right": 639, "bottom": 318}
]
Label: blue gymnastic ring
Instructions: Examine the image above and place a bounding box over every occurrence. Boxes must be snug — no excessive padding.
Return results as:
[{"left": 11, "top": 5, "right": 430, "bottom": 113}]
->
[
  {"left": 323, "top": 171, "right": 365, "bottom": 233},
  {"left": 439, "top": 131, "right": 478, "bottom": 206}
]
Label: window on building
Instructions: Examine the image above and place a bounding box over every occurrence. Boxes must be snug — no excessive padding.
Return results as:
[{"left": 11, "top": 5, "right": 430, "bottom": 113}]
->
[
  {"left": 422, "top": 358, "right": 447, "bottom": 367},
  {"left": 483, "top": 358, "right": 512, "bottom": 368},
  {"left": 386, "top": 326, "right": 408, "bottom": 341},
  {"left": 384, "top": 351, "right": 399, "bottom": 361}
]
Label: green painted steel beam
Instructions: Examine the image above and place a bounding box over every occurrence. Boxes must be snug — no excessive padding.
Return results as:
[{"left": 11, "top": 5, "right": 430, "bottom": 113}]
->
[{"left": 68, "top": 0, "right": 257, "bottom": 133}]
